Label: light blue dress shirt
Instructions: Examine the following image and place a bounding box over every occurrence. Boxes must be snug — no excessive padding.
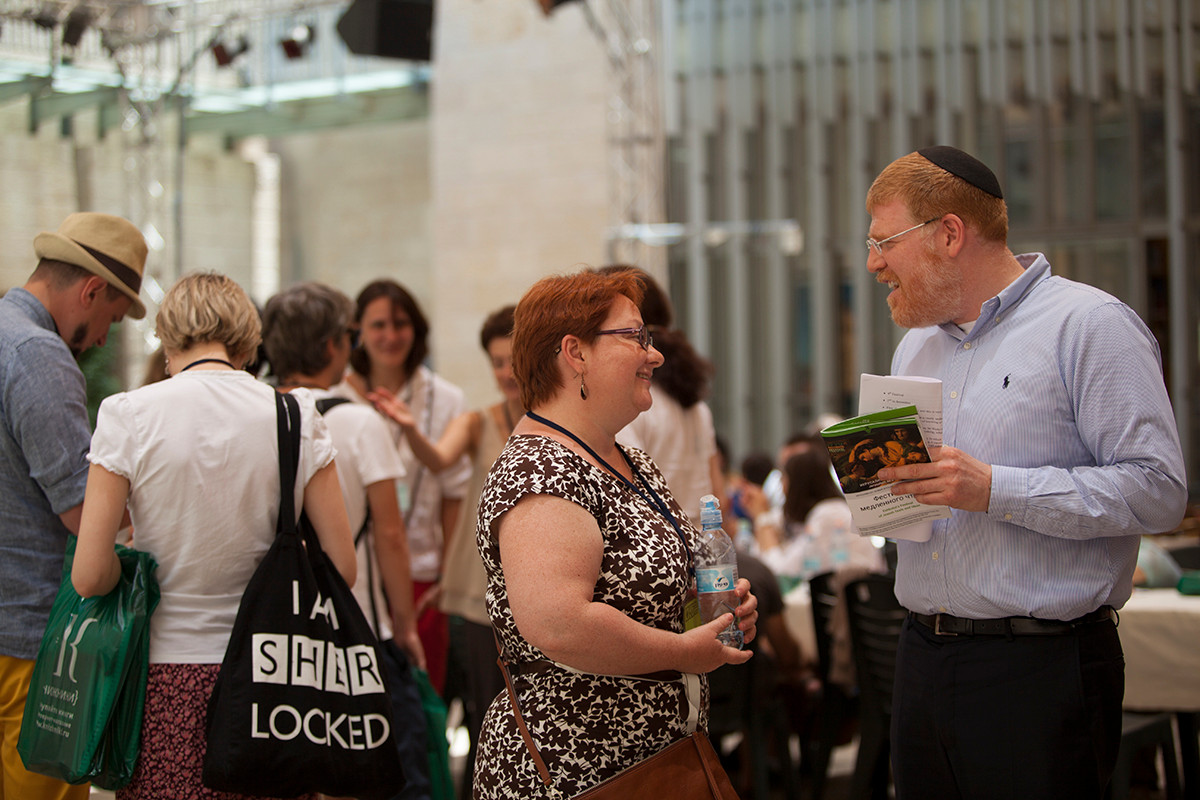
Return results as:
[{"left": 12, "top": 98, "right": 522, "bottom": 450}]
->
[{"left": 891, "top": 253, "right": 1187, "bottom": 620}]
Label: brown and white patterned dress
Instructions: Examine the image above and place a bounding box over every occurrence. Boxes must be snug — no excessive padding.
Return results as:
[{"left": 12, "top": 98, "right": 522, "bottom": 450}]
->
[{"left": 472, "top": 434, "right": 708, "bottom": 798}]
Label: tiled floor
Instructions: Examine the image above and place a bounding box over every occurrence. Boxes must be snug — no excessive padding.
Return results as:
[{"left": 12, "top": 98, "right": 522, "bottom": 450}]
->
[{"left": 88, "top": 728, "right": 1175, "bottom": 799}]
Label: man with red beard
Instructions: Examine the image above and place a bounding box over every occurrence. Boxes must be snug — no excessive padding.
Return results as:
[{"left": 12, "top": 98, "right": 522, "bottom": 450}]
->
[
  {"left": 864, "top": 147, "right": 1186, "bottom": 799},
  {"left": 0, "top": 212, "right": 145, "bottom": 798}
]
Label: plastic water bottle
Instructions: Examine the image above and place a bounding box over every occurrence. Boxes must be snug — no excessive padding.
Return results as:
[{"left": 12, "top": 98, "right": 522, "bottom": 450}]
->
[{"left": 696, "top": 494, "right": 744, "bottom": 649}]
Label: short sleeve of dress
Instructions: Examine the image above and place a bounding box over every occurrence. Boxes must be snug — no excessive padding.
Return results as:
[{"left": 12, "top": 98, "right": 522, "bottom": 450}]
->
[{"left": 88, "top": 392, "right": 136, "bottom": 481}]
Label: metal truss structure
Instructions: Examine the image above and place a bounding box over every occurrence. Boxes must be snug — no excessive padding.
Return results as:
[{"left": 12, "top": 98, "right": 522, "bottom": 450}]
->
[{"left": 577, "top": 0, "right": 667, "bottom": 274}]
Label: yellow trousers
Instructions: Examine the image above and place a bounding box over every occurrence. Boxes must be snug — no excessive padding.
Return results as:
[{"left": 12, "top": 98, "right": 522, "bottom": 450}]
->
[{"left": 0, "top": 654, "right": 90, "bottom": 800}]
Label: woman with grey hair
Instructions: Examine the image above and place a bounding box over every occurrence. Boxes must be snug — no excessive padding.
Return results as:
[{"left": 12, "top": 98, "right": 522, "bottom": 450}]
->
[
  {"left": 73, "top": 272, "right": 355, "bottom": 800},
  {"left": 262, "top": 281, "right": 432, "bottom": 800}
]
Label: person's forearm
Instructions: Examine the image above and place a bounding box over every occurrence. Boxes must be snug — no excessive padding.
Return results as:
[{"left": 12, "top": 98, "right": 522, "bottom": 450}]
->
[
  {"left": 989, "top": 462, "right": 1188, "bottom": 540},
  {"left": 514, "top": 599, "right": 702, "bottom": 675},
  {"left": 374, "top": 522, "right": 418, "bottom": 637}
]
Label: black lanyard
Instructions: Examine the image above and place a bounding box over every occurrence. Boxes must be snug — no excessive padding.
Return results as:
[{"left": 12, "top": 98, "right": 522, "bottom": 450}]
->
[{"left": 525, "top": 411, "right": 694, "bottom": 574}]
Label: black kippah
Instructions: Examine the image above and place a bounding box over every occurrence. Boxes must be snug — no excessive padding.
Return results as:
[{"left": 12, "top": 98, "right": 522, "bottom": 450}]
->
[{"left": 917, "top": 145, "right": 1004, "bottom": 199}]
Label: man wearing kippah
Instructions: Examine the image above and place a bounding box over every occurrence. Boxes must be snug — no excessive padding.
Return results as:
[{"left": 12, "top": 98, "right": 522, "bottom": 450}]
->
[
  {"left": 0, "top": 212, "right": 145, "bottom": 798},
  {"left": 864, "top": 147, "right": 1187, "bottom": 798}
]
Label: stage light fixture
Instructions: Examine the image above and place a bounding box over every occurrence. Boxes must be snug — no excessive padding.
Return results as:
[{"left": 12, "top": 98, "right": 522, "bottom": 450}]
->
[
  {"left": 280, "top": 24, "right": 314, "bottom": 60},
  {"left": 537, "top": 0, "right": 580, "bottom": 15},
  {"left": 337, "top": 0, "right": 433, "bottom": 61},
  {"left": 31, "top": 8, "right": 58, "bottom": 30},
  {"left": 62, "top": 7, "right": 91, "bottom": 48},
  {"left": 212, "top": 35, "right": 250, "bottom": 67}
]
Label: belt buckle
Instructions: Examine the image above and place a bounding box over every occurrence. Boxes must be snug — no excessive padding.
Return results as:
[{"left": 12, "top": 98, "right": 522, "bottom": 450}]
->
[{"left": 933, "top": 614, "right": 958, "bottom": 636}]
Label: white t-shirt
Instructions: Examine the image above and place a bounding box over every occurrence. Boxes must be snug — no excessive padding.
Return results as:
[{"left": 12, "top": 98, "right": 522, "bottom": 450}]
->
[
  {"left": 331, "top": 365, "right": 471, "bottom": 582},
  {"left": 618, "top": 386, "right": 717, "bottom": 525},
  {"left": 311, "top": 389, "right": 406, "bottom": 640},
  {"left": 89, "top": 372, "right": 334, "bottom": 663}
]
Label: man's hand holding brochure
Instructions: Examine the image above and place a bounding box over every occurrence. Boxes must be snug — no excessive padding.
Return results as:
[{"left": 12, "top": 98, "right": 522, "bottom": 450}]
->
[{"left": 819, "top": 374, "right": 951, "bottom": 540}]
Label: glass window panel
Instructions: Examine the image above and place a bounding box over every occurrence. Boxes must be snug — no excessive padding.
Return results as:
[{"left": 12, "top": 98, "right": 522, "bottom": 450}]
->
[
  {"left": 1140, "top": 107, "right": 1167, "bottom": 220},
  {"left": 1095, "top": 115, "right": 1132, "bottom": 221},
  {"left": 1004, "top": 138, "right": 1035, "bottom": 226}
]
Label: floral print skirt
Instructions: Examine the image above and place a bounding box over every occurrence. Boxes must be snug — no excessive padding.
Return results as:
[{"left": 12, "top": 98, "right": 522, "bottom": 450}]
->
[{"left": 118, "top": 663, "right": 316, "bottom": 800}]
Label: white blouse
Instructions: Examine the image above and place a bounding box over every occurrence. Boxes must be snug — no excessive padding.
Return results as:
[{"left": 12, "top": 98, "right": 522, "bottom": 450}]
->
[{"left": 89, "top": 371, "right": 334, "bottom": 663}]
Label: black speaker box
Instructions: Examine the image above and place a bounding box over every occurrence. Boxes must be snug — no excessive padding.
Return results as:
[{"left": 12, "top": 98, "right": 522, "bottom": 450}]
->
[{"left": 337, "top": 0, "right": 434, "bottom": 62}]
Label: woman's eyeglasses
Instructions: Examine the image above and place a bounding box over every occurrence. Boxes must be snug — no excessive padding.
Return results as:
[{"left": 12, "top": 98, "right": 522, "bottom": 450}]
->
[{"left": 595, "top": 325, "right": 653, "bottom": 351}]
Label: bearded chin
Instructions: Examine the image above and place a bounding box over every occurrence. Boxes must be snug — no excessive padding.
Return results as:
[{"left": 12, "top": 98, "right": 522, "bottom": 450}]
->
[
  {"left": 890, "top": 293, "right": 961, "bottom": 329},
  {"left": 888, "top": 253, "right": 964, "bottom": 328}
]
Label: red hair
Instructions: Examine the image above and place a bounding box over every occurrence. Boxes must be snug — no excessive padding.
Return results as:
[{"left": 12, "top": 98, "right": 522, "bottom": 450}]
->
[
  {"left": 866, "top": 151, "right": 1009, "bottom": 243},
  {"left": 512, "top": 268, "right": 644, "bottom": 409}
]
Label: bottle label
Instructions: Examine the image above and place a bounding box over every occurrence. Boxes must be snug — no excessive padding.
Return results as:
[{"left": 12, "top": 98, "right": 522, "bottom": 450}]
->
[{"left": 695, "top": 565, "right": 736, "bottom": 594}]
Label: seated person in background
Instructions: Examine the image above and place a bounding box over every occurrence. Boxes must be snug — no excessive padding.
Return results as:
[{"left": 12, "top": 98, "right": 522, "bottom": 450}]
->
[
  {"left": 707, "top": 548, "right": 815, "bottom": 791},
  {"left": 750, "top": 448, "right": 885, "bottom": 581},
  {"left": 728, "top": 451, "right": 775, "bottom": 527},
  {"left": 735, "top": 549, "right": 804, "bottom": 676},
  {"left": 761, "top": 432, "right": 817, "bottom": 509}
]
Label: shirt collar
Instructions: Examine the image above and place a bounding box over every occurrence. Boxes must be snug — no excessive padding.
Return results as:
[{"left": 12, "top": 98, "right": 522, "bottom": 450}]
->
[
  {"left": 937, "top": 252, "right": 1051, "bottom": 340},
  {"left": 2, "top": 287, "right": 59, "bottom": 335}
]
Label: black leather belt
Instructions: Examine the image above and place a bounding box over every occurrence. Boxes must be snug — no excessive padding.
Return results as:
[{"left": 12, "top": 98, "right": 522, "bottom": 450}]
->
[{"left": 910, "top": 606, "right": 1116, "bottom": 637}]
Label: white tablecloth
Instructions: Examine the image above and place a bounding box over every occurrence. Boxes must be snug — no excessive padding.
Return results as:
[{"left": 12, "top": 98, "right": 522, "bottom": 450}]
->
[
  {"left": 782, "top": 583, "right": 817, "bottom": 658},
  {"left": 1119, "top": 588, "right": 1200, "bottom": 712}
]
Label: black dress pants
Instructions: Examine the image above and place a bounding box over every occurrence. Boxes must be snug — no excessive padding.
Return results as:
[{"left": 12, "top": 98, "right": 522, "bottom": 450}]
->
[{"left": 890, "top": 614, "right": 1124, "bottom": 800}]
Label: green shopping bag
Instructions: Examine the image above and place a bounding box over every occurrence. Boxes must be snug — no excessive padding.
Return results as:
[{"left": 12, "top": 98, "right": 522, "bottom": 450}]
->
[
  {"left": 414, "top": 668, "right": 454, "bottom": 800},
  {"left": 1179, "top": 570, "right": 1200, "bottom": 595},
  {"left": 18, "top": 537, "right": 159, "bottom": 789}
]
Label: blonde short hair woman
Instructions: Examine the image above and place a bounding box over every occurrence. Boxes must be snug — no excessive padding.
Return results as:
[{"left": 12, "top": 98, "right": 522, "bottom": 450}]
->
[{"left": 73, "top": 272, "right": 355, "bottom": 799}]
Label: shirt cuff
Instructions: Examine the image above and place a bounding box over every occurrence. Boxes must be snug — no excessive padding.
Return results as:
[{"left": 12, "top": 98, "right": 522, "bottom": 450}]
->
[{"left": 987, "top": 464, "right": 1026, "bottom": 527}]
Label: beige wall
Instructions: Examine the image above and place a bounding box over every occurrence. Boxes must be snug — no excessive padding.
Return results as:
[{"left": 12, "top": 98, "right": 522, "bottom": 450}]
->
[
  {"left": 0, "top": 100, "right": 256, "bottom": 386},
  {"left": 266, "top": 1, "right": 609, "bottom": 407},
  {"left": 274, "top": 118, "right": 433, "bottom": 304},
  {"left": 1, "top": 0, "right": 610, "bottom": 406},
  {"left": 429, "top": 0, "right": 609, "bottom": 408}
]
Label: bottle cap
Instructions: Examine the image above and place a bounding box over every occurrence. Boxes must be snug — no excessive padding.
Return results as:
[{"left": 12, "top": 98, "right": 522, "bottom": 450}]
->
[{"left": 699, "top": 494, "right": 722, "bottom": 527}]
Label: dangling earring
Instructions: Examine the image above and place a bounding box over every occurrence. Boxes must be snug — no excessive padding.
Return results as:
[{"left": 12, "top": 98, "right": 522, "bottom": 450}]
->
[{"left": 579, "top": 373, "right": 589, "bottom": 400}]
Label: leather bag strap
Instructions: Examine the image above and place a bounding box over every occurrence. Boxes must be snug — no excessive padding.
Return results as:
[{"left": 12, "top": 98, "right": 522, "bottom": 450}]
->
[
  {"left": 494, "top": 632, "right": 557, "bottom": 791},
  {"left": 492, "top": 634, "right": 727, "bottom": 799},
  {"left": 693, "top": 733, "right": 723, "bottom": 790}
]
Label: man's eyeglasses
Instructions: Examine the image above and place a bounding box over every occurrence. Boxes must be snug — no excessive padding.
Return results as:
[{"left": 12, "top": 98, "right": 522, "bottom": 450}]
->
[
  {"left": 346, "top": 326, "right": 361, "bottom": 350},
  {"left": 865, "top": 217, "right": 938, "bottom": 257},
  {"left": 595, "top": 325, "right": 653, "bottom": 351}
]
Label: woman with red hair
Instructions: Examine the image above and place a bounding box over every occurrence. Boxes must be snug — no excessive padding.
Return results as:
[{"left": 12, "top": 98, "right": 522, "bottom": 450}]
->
[{"left": 472, "top": 268, "right": 759, "bottom": 797}]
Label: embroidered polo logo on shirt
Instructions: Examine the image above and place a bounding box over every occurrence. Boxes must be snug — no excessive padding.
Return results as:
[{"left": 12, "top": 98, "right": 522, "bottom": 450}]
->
[{"left": 1003, "top": 375, "right": 1010, "bottom": 389}]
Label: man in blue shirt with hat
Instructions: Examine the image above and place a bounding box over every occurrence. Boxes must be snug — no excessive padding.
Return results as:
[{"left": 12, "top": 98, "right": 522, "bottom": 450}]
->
[
  {"left": 0, "top": 212, "right": 146, "bottom": 799},
  {"left": 865, "top": 146, "right": 1187, "bottom": 799}
]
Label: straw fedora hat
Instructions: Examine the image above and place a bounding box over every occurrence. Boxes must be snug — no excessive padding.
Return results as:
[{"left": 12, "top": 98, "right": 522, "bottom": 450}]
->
[{"left": 33, "top": 212, "right": 148, "bottom": 319}]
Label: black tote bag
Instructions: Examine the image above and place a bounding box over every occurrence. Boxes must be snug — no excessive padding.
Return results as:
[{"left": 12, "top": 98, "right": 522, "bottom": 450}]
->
[{"left": 202, "top": 391, "right": 405, "bottom": 799}]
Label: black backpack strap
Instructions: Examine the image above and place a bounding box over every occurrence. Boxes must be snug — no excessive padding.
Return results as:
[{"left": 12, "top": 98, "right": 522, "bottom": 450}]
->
[
  {"left": 274, "top": 391, "right": 302, "bottom": 537},
  {"left": 315, "top": 396, "right": 352, "bottom": 415}
]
